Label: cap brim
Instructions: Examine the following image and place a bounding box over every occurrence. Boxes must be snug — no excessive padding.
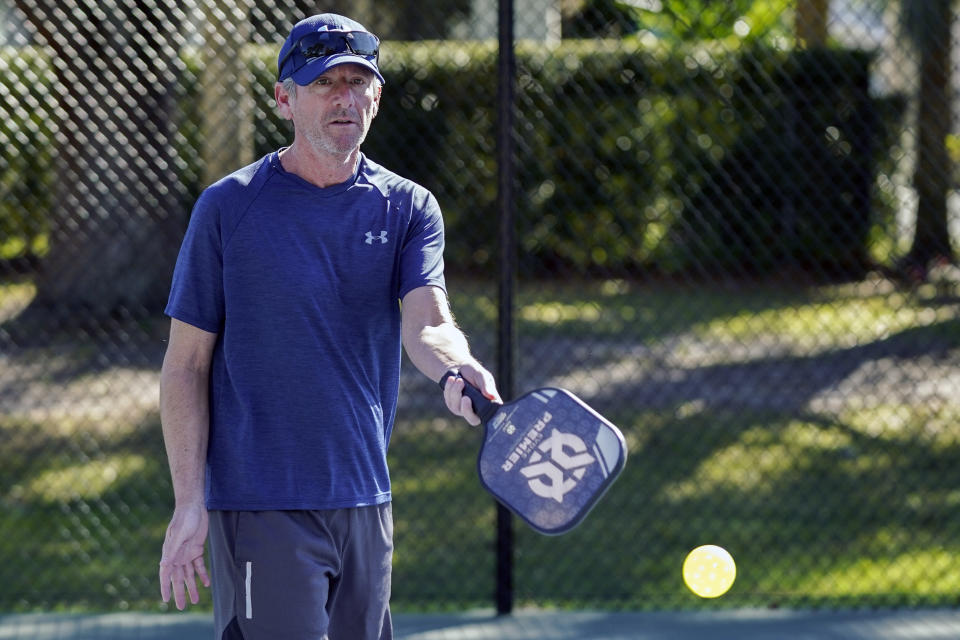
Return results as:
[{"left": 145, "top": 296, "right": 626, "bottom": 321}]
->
[{"left": 289, "top": 53, "right": 385, "bottom": 85}]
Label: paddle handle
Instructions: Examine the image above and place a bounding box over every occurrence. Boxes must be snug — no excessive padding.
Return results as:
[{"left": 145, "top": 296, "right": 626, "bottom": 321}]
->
[{"left": 438, "top": 370, "right": 501, "bottom": 423}]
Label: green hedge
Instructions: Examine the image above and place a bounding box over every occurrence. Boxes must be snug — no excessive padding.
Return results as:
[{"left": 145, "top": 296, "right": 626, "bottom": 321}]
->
[
  {"left": 250, "top": 41, "right": 905, "bottom": 279},
  {"left": 3, "top": 41, "right": 904, "bottom": 279},
  {"left": 674, "top": 48, "right": 905, "bottom": 279}
]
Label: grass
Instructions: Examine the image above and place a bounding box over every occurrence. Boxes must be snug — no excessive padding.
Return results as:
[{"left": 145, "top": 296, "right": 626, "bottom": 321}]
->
[{"left": 1, "top": 276, "right": 959, "bottom": 612}]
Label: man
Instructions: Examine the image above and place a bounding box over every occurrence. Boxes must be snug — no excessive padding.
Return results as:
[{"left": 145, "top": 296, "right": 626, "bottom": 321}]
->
[{"left": 158, "top": 13, "right": 499, "bottom": 640}]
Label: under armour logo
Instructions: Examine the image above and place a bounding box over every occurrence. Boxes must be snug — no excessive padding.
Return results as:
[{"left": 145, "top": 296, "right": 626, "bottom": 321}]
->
[
  {"left": 365, "top": 230, "right": 388, "bottom": 245},
  {"left": 520, "top": 429, "right": 594, "bottom": 503}
]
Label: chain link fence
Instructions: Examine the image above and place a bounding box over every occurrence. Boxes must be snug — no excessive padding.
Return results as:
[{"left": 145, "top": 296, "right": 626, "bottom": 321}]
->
[{"left": 1, "top": 0, "right": 959, "bottom": 621}]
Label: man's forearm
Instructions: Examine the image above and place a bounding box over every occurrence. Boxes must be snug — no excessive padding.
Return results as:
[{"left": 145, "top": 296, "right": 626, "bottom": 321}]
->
[
  {"left": 160, "top": 365, "right": 210, "bottom": 506},
  {"left": 409, "top": 321, "right": 478, "bottom": 382},
  {"left": 401, "top": 286, "right": 482, "bottom": 382},
  {"left": 401, "top": 286, "right": 500, "bottom": 423}
]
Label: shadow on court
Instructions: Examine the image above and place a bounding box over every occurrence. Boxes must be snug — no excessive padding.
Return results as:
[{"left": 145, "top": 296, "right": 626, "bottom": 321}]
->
[{"left": 2, "top": 609, "right": 960, "bottom": 639}]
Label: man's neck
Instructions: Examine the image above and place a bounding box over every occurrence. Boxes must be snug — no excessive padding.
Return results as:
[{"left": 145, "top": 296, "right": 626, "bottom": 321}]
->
[{"left": 279, "top": 143, "right": 360, "bottom": 188}]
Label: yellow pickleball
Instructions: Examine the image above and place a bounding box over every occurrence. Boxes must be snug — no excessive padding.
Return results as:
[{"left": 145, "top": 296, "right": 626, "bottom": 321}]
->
[{"left": 682, "top": 545, "right": 736, "bottom": 598}]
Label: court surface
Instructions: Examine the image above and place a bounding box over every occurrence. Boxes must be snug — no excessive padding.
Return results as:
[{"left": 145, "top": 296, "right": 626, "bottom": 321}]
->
[{"left": 2, "top": 608, "right": 960, "bottom": 639}]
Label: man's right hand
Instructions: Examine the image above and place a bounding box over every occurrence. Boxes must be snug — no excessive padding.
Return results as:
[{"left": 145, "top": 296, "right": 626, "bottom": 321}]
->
[
  {"left": 442, "top": 363, "right": 501, "bottom": 426},
  {"left": 159, "top": 502, "right": 211, "bottom": 610}
]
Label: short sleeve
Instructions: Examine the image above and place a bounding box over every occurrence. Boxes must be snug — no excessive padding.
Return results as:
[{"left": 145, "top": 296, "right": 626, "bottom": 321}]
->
[
  {"left": 165, "top": 189, "right": 225, "bottom": 333},
  {"left": 398, "top": 189, "right": 446, "bottom": 300}
]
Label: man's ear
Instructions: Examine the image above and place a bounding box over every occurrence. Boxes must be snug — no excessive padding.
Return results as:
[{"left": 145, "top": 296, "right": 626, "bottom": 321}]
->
[
  {"left": 275, "top": 82, "right": 294, "bottom": 120},
  {"left": 372, "top": 85, "right": 382, "bottom": 118}
]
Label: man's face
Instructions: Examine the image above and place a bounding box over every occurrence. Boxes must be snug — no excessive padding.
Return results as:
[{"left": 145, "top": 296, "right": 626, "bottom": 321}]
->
[{"left": 282, "top": 64, "right": 382, "bottom": 158}]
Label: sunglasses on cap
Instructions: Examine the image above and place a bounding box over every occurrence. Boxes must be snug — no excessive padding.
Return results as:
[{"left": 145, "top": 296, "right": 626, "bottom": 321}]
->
[{"left": 278, "top": 30, "right": 380, "bottom": 78}]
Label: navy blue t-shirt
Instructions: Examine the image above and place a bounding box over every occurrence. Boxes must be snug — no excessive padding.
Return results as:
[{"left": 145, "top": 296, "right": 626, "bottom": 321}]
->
[{"left": 165, "top": 152, "right": 446, "bottom": 510}]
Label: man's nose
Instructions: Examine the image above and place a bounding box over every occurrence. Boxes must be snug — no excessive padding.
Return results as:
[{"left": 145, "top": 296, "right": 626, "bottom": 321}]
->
[{"left": 331, "top": 80, "right": 356, "bottom": 106}]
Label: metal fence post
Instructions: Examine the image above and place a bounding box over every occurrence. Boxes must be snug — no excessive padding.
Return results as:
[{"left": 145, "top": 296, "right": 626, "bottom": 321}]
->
[{"left": 496, "top": 0, "right": 516, "bottom": 617}]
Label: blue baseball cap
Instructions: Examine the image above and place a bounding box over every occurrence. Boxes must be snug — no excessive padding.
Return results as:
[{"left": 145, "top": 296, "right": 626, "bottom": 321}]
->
[{"left": 277, "top": 14, "right": 385, "bottom": 85}]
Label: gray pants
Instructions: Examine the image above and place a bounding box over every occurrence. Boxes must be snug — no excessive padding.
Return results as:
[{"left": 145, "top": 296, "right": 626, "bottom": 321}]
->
[{"left": 208, "top": 505, "right": 394, "bottom": 640}]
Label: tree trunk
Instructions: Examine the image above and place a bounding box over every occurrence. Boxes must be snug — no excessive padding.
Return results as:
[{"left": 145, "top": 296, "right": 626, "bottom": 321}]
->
[
  {"left": 796, "top": 0, "right": 829, "bottom": 47},
  {"left": 906, "top": 0, "right": 954, "bottom": 271},
  {"left": 13, "top": 0, "right": 186, "bottom": 317}
]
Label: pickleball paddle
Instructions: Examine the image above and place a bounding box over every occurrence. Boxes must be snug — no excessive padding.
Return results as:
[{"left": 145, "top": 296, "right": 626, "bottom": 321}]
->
[{"left": 440, "top": 370, "right": 627, "bottom": 535}]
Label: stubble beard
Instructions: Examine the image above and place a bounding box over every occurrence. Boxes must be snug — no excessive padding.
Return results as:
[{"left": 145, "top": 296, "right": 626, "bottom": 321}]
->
[{"left": 305, "top": 112, "right": 370, "bottom": 158}]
